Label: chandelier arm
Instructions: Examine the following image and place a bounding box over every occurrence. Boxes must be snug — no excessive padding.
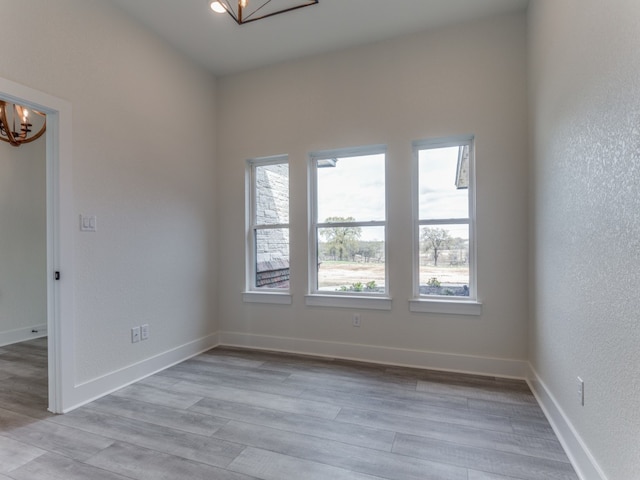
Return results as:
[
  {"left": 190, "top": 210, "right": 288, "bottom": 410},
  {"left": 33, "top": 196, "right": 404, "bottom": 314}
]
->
[
  {"left": 19, "top": 121, "right": 47, "bottom": 144},
  {"left": 0, "top": 103, "right": 20, "bottom": 146},
  {"left": 243, "top": 0, "right": 273, "bottom": 22}
]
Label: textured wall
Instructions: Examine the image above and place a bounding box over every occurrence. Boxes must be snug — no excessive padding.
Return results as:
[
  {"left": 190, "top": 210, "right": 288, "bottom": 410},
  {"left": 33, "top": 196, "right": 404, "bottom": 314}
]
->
[
  {"left": 0, "top": 0, "right": 218, "bottom": 383},
  {"left": 528, "top": 1, "right": 640, "bottom": 478},
  {"left": 217, "top": 13, "right": 529, "bottom": 365},
  {"left": 0, "top": 138, "right": 46, "bottom": 340}
]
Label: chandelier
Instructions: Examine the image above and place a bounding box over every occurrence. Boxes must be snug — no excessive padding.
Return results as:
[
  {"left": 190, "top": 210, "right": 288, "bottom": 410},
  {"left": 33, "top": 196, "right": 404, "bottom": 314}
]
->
[
  {"left": 0, "top": 100, "right": 46, "bottom": 147},
  {"left": 210, "top": 0, "right": 318, "bottom": 25}
]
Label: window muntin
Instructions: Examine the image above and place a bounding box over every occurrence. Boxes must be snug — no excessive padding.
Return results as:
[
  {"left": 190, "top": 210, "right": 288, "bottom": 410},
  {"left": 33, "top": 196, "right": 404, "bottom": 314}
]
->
[
  {"left": 415, "top": 137, "right": 475, "bottom": 300},
  {"left": 310, "top": 147, "right": 387, "bottom": 296},
  {"left": 247, "top": 157, "right": 290, "bottom": 291}
]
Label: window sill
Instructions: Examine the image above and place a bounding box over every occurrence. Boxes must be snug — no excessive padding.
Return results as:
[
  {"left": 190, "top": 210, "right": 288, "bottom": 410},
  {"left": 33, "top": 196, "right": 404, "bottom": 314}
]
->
[
  {"left": 409, "top": 298, "right": 482, "bottom": 316},
  {"left": 242, "top": 291, "right": 292, "bottom": 305},
  {"left": 305, "top": 294, "right": 392, "bottom": 310}
]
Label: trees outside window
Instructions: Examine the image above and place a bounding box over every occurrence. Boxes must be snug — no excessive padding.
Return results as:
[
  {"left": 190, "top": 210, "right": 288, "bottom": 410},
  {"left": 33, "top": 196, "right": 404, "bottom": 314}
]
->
[
  {"left": 310, "top": 147, "right": 387, "bottom": 295},
  {"left": 415, "top": 137, "right": 476, "bottom": 299}
]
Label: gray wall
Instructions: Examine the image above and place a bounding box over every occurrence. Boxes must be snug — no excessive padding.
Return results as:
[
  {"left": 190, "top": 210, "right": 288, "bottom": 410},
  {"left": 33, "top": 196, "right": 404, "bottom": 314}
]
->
[
  {"left": 217, "top": 12, "right": 529, "bottom": 372},
  {"left": 0, "top": 0, "right": 218, "bottom": 385},
  {"left": 0, "top": 138, "right": 46, "bottom": 345},
  {"left": 528, "top": 0, "right": 640, "bottom": 478}
]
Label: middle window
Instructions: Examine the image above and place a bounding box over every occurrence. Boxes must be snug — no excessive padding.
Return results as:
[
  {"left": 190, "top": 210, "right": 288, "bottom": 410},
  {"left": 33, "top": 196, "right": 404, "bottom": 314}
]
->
[{"left": 309, "top": 146, "right": 387, "bottom": 296}]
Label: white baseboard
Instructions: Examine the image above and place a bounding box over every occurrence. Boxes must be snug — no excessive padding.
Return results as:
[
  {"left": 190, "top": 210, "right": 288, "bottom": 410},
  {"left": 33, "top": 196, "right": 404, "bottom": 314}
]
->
[
  {"left": 0, "top": 324, "right": 47, "bottom": 347},
  {"left": 63, "top": 332, "right": 219, "bottom": 413},
  {"left": 218, "top": 331, "right": 528, "bottom": 378},
  {"left": 527, "top": 364, "right": 608, "bottom": 480}
]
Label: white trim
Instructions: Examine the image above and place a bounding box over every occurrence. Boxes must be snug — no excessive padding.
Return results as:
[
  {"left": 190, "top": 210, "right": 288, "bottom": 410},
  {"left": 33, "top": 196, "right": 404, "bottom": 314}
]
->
[
  {"left": 527, "top": 364, "right": 608, "bottom": 480},
  {"left": 305, "top": 294, "right": 392, "bottom": 310},
  {"left": 0, "top": 324, "right": 48, "bottom": 347},
  {"left": 409, "top": 298, "right": 482, "bottom": 315},
  {"left": 62, "top": 333, "right": 219, "bottom": 413},
  {"left": 0, "top": 77, "right": 74, "bottom": 414},
  {"left": 219, "top": 331, "right": 527, "bottom": 378},
  {"left": 242, "top": 291, "right": 292, "bottom": 305}
]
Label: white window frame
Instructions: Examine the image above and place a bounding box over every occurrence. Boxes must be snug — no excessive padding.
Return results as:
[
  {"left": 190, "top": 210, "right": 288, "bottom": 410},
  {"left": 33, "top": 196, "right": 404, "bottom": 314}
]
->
[
  {"left": 243, "top": 155, "right": 292, "bottom": 305},
  {"left": 410, "top": 135, "right": 482, "bottom": 315},
  {"left": 306, "top": 145, "right": 391, "bottom": 310}
]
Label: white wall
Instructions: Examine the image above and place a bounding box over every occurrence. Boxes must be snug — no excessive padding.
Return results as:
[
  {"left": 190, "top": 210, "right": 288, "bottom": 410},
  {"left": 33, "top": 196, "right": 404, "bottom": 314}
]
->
[
  {"left": 217, "top": 13, "right": 529, "bottom": 374},
  {"left": 0, "top": 0, "right": 218, "bottom": 398},
  {"left": 528, "top": 1, "right": 640, "bottom": 479},
  {"left": 0, "top": 138, "right": 47, "bottom": 345}
]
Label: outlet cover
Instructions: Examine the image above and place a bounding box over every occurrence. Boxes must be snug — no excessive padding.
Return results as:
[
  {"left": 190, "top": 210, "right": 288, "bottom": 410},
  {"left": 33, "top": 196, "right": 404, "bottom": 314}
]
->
[
  {"left": 141, "top": 324, "right": 149, "bottom": 341},
  {"left": 131, "top": 326, "right": 141, "bottom": 343}
]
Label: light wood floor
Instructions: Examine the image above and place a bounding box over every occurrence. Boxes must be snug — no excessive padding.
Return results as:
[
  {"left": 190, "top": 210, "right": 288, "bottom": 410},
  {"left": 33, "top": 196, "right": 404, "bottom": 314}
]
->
[{"left": 0, "top": 338, "right": 578, "bottom": 480}]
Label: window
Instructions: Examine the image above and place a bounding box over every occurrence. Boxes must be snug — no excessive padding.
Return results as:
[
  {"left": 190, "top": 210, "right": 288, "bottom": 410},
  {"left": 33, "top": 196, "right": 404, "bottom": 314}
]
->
[
  {"left": 308, "top": 146, "right": 389, "bottom": 308},
  {"left": 411, "top": 136, "right": 480, "bottom": 314},
  {"left": 245, "top": 156, "right": 290, "bottom": 303}
]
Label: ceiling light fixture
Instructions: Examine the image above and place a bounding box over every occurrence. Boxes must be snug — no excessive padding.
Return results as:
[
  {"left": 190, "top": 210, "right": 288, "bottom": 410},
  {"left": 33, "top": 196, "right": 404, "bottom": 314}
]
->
[
  {"left": 209, "top": 0, "right": 318, "bottom": 25},
  {"left": 0, "top": 100, "right": 46, "bottom": 147}
]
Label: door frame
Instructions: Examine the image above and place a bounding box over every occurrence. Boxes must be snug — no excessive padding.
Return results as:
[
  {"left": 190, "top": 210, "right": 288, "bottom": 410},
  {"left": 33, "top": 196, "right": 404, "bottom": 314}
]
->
[{"left": 0, "top": 77, "right": 74, "bottom": 414}]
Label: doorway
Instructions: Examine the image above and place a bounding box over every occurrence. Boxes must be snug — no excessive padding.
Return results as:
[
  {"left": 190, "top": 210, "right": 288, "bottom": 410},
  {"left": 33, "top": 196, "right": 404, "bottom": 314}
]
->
[{"left": 0, "top": 77, "right": 73, "bottom": 414}]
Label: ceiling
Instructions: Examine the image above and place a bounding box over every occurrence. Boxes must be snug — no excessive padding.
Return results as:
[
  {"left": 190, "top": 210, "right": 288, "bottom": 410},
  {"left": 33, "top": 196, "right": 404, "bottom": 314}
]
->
[{"left": 107, "top": 0, "right": 529, "bottom": 77}]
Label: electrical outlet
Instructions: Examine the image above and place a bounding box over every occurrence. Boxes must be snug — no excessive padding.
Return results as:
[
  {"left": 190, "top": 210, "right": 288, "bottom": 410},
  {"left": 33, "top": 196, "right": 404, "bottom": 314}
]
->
[
  {"left": 131, "top": 326, "right": 141, "bottom": 343},
  {"left": 577, "top": 377, "right": 584, "bottom": 406},
  {"left": 352, "top": 313, "right": 361, "bottom": 327},
  {"left": 140, "top": 324, "right": 149, "bottom": 341}
]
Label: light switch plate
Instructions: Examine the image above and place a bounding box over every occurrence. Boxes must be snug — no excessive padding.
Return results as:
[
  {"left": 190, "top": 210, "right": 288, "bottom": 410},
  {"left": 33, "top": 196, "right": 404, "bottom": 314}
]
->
[{"left": 79, "top": 214, "right": 97, "bottom": 232}]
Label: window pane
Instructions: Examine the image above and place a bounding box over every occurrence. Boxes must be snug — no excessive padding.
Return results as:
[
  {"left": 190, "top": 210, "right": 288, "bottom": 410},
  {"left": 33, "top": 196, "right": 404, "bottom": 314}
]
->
[
  {"left": 317, "top": 154, "right": 385, "bottom": 223},
  {"left": 317, "top": 226, "right": 385, "bottom": 293},
  {"left": 255, "top": 228, "right": 289, "bottom": 289},
  {"left": 419, "top": 146, "right": 469, "bottom": 220},
  {"left": 419, "top": 224, "right": 469, "bottom": 297},
  {"left": 255, "top": 163, "right": 289, "bottom": 225}
]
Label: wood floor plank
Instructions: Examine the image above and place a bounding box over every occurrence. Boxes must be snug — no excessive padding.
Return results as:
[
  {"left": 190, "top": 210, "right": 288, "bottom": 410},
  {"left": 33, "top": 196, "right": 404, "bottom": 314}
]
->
[
  {"left": 136, "top": 374, "right": 181, "bottom": 390},
  {"left": 90, "top": 395, "right": 229, "bottom": 436},
  {"left": 111, "top": 383, "right": 203, "bottom": 410},
  {"left": 174, "top": 381, "right": 341, "bottom": 419},
  {"left": 468, "top": 470, "right": 523, "bottom": 480},
  {"left": 300, "top": 387, "right": 515, "bottom": 433},
  {"left": 336, "top": 407, "right": 569, "bottom": 462},
  {"left": 0, "top": 436, "right": 46, "bottom": 474},
  {"left": 8, "top": 452, "right": 131, "bottom": 480},
  {"left": 0, "top": 358, "right": 44, "bottom": 378},
  {"left": 190, "top": 350, "right": 267, "bottom": 369},
  {"left": 227, "top": 447, "right": 384, "bottom": 480},
  {"left": 0, "top": 389, "right": 51, "bottom": 420},
  {"left": 169, "top": 358, "right": 291, "bottom": 383},
  {"left": 417, "top": 379, "right": 538, "bottom": 406},
  {"left": 510, "top": 417, "right": 559, "bottom": 440},
  {"left": 158, "top": 366, "right": 306, "bottom": 397},
  {"left": 86, "top": 442, "right": 258, "bottom": 480},
  {"left": 467, "top": 398, "right": 546, "bottom": 419},
  {"left": 393, "top": 433, "right": 578, "bottom": 480},
  {"left": 190, "top": 396, "right": 396, "bottom": 451},
  {"left": 213, "top": 420, "right": 468, "bottom": 480},
  {"left": 283, "top": 370, "right": 418, "bottom": 392},
  {"left": 0, "top": 407, "right": 114, "bottom": 461},
  {"left": 49, "top": 408, "right": 244, "bottom": 468}
]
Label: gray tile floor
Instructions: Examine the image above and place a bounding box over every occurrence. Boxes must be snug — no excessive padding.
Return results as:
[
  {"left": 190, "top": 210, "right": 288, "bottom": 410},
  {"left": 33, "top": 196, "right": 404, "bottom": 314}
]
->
[{"left": 0, "top": 338, "right": 578, "bottom": 479}]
